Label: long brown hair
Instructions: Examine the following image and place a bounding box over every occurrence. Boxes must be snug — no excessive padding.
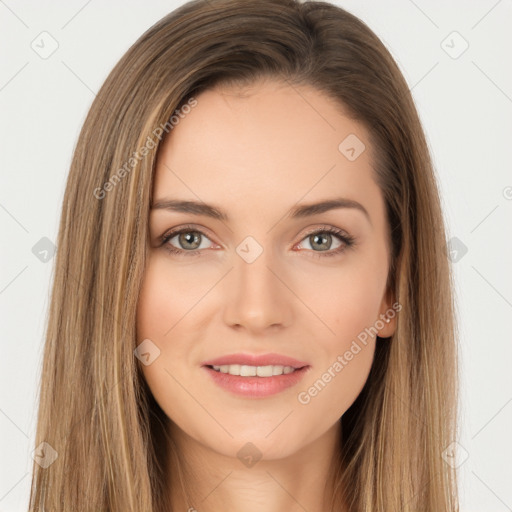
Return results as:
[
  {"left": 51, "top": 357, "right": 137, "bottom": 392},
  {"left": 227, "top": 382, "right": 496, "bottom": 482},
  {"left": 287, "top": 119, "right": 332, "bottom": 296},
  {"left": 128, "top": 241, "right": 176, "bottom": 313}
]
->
[{"left": 28, "top": 0, "right": 459, "bottom": 510}]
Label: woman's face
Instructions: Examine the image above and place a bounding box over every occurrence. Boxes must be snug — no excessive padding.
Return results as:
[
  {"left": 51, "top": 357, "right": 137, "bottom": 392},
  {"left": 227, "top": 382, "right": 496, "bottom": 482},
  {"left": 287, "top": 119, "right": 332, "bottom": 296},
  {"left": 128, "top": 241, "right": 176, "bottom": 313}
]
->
[{"left": 136, "top": 78, "right": 396, "bottom": 460}]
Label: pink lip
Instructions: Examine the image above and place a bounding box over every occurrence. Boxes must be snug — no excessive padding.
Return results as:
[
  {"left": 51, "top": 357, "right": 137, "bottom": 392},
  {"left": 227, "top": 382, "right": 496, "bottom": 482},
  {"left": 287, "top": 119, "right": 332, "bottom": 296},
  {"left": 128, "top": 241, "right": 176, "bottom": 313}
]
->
[
  {"left": 202, "top": 352, "right": 309, "bottom": 369},
  {"left": 201, "top": 352, "right": 311, "bottom": 399}
]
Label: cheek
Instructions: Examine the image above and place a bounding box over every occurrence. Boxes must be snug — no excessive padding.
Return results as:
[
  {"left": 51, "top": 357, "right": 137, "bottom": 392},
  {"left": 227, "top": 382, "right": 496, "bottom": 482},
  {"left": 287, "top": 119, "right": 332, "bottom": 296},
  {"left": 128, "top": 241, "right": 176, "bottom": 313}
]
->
[
  {"left": 297, "top": 275, "right": 378, "bottom": 417},
  {"left": 294, "top": 265, "right": 381, "bottom": 412},
  {"left": 136, "top": 258, "right": 229, "bottom": 424},
  {"left": 135, "top": 257, "right": 189, "bottom": 380},
  {"left": 300, "top": 262, "right": 384, "bottom": 346},
  {"left": 136, "top": 253, "right": 213, "bottom": 339},
  {"left": 298, "top": 337, "right": 376, "bottom": 423}
]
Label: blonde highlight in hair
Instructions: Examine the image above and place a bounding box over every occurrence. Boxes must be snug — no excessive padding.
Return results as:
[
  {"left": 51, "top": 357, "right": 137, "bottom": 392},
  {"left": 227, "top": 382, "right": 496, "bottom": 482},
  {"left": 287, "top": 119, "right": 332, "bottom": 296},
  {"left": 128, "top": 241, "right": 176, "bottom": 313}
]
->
[{"left": 29, "top": 0, "right": 459, "bottom": 510}]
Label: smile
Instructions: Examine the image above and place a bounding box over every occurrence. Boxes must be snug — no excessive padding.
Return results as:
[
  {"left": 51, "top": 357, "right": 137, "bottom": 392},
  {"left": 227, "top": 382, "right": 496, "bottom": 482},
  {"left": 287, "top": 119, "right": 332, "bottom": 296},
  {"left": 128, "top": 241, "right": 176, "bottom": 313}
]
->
[
  {"left": 202, "top": 364, "right": 310, "bottom": 398},
  {"left": 209, "top": 364, "right": 298, "bottom": 377}
]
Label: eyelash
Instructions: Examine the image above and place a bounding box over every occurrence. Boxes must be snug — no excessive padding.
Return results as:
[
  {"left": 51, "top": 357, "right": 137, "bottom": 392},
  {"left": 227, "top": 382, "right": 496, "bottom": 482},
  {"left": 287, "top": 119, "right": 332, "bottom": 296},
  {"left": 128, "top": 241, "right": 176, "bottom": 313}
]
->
[{"left": 159, "top": 224, "right": 356, "bottom": 259}]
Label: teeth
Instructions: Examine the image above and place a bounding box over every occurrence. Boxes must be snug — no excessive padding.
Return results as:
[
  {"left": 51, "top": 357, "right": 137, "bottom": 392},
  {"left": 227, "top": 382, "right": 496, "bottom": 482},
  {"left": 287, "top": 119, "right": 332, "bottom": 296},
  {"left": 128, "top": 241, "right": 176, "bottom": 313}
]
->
[{"left": 211, "top": 364, "right": 297, "bottom": 377}]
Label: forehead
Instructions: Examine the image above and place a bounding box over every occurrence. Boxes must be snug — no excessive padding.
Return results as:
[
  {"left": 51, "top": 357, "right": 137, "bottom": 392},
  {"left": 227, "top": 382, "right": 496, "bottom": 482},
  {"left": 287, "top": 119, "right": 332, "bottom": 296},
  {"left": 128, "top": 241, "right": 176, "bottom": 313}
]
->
[{"left": 152, "top": 79, "right": 384, "bottom": 227}]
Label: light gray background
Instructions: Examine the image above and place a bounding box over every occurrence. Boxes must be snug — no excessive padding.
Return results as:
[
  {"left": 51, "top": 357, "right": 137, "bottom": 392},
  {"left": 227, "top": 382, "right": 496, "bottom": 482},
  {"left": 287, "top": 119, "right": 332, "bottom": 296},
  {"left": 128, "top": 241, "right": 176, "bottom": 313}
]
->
[{"left": 1, "top": 1, "right": 511, "bottom": 510}]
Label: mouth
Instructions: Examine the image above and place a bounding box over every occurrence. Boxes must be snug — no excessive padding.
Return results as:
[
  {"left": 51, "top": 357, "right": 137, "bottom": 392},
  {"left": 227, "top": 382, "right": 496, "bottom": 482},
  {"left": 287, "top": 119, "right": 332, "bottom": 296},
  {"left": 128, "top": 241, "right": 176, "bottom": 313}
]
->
[
  {"left": 201, "top": 362, "right": 311, "bottom": 398},
  {"left": 205, "top": 363, "right": 306, "bottom": 377},
  {"left": 201, "top": 352, "right": 309, "bottom": 370}
]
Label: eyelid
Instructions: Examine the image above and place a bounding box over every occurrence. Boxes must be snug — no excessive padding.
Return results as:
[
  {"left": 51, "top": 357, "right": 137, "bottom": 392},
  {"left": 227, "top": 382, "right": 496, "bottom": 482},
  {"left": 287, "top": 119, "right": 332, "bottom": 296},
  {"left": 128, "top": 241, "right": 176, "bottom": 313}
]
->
[{"left": 298, "top": 224, "right": 352, "bottom": 241}]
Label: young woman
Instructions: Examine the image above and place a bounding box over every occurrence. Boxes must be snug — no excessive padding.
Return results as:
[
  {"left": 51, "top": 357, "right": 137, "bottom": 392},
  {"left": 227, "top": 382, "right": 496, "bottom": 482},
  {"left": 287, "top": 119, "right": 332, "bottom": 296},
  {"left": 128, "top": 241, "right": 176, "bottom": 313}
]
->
[{"left": 28, "top": 0, "right": 460, "bottom": 510}]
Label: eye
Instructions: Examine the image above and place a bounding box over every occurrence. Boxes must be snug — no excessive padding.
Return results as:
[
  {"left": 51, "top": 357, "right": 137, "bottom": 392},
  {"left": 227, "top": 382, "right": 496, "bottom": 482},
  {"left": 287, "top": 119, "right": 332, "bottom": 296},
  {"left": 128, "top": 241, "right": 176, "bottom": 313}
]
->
[
  {"left": 159, "top": 224, "right": 356, "bottom": 258},
  {"left": 160, "top": 224, "right": 216, "bottom": 257},
  {"left": 295, "top": 226, "right": 356, "bottom": 258}
]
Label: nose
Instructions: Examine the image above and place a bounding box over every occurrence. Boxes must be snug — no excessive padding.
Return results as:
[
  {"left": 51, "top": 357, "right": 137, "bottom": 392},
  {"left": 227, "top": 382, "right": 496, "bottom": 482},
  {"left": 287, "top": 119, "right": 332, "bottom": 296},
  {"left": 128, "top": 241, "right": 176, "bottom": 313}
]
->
[{"left": 222, "top": 244, "right": 293, "bottom": 334}]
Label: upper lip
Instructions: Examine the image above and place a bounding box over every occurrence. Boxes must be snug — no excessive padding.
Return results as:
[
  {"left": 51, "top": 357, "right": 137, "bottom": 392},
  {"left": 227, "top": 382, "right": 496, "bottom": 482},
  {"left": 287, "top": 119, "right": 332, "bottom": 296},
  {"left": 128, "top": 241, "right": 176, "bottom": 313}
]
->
[{"left": 202, "top": 352, "right": 309, "bottom": 369}]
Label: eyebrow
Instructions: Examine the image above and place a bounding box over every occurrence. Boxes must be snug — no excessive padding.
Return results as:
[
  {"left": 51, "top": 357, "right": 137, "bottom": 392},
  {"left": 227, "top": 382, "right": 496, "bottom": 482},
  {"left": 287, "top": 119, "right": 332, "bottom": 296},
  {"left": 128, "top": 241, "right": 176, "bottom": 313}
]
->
[{"left": 151, "top": 197, "right": 371, "bottom": 224}]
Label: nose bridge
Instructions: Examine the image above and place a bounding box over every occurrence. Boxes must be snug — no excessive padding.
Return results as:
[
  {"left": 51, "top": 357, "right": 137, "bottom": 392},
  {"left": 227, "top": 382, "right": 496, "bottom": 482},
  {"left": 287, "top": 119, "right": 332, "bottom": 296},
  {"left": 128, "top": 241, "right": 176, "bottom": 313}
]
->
[{"left": 222, "top": 235, "right": 292, "bottom": 331}]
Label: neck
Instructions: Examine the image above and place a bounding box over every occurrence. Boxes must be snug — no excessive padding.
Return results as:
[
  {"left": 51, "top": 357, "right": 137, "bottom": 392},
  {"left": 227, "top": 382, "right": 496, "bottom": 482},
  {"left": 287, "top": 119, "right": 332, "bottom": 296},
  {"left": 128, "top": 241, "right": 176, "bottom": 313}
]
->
[{"left": 165, "top": 420, "right": 344, "bottom": 512}]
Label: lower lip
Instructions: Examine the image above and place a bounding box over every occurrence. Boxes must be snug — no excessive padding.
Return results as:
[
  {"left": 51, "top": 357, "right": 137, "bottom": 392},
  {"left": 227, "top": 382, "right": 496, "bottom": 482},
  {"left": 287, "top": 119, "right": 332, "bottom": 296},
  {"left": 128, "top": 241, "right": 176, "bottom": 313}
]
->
[{"left": 202, "top": 365, "right": 310, "bottom": 398}]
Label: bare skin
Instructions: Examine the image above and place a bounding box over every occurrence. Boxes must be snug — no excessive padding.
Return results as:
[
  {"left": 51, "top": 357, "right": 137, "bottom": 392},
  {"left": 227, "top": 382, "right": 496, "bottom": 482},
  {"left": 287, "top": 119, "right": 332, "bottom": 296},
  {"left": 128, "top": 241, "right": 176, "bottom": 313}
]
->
[{"left": 136, "top": 77, "right": 396, "bottom": 512}]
